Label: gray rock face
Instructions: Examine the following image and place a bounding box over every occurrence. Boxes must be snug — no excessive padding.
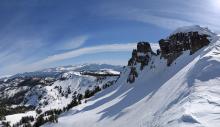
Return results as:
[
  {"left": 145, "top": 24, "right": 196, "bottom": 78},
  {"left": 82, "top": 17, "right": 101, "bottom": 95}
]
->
[
  {"left": 127, "top": 31, "right": 211, "bottom": 83},
  {"left": 137, "top": 42, "right": 152, "bottom": 53},
  {"left": 159, "top": 32, "right": 210, "bottom": 66},
  {"left": 127, "top": 42, "right": 155, "bottom": 83},
  {"left": 128, "top": 42, "right": 154, "bottom": 66},
  {"left": 127, "top": 67, "right": 138, "bottom": 83}
]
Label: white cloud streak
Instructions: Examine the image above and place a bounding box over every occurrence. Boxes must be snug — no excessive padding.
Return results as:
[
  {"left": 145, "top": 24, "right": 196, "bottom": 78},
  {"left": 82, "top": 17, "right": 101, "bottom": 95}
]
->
[
  {"left": 21, "top": 43, "right": 159, "bottom": 72},
  {"left": 92, "top": 5, "right": 193, "bottom": 30},
  {"left": 94, "top": 1, "right": 220, "bottom": 31},
  {"left": 130, "top": 11, "right": 192, "bottom": 30},
  {"left": 0, "top": 36, "right": 44, "bottom": 65},
  {"left": 33, "top": 43, "right": 137, "bottom": 66},
  {"left": 56, "top": 35, "right": 89, "bottom": 50},
  {"left": 106, "top": 8, "right": 193, "bottom": 30}
]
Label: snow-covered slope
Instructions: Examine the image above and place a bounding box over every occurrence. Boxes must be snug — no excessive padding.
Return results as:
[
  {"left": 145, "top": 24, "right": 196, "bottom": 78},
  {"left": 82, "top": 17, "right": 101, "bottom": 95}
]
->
[
  {"left": 43, "top": 26, "right": 220, "bottom": 127},
  {"left": 0, "top": 64, "right": 122, "bottom": 126}
]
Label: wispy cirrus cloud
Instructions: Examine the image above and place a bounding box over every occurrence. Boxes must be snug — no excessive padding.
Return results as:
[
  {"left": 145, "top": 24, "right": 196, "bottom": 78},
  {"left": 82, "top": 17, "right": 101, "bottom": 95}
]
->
[
  {"left": 29, "top": 43, "right": 138, "bottom": 70},
  {"left": 91, "top": 2, "right": 193, "bottom": 30},
  {"left": 55, "top": 35, "right": 89, "bottom": 50},
  {"left": 93, "top": 0, "right": 220, "bottom": 31},
  {"left": 34, "top": 43, "right": 159, "bottom": 65},
  {"left": 0, "top": 36, "right": 44, "bottom": 65},
  {"left": 8, "top": 43, "right": 159, "bottom": 73},
  {"left": 93, "top": 6, "right": 193, "bottom": 30},
  {"left": 124, "top": 9, "right": 192, "bottom": 30}
]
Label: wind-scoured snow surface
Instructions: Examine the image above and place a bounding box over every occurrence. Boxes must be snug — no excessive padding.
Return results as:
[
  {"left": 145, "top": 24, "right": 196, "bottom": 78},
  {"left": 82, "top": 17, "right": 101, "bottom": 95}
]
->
[{"left": 44, "top": 26, "right": 220, "bottom": 127}]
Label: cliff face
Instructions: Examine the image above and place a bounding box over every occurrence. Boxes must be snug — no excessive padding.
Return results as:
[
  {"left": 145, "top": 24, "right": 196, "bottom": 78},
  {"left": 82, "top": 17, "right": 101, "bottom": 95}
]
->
[
  {"left": 159, "top": 31, "right": 210, "bottom": 66},
  {"left": 127, "top": 42, "right": 156, "bottom": 83},
  {"left": 128, "top": 42, "right": 155, "bottom": 66},
  {"left": 127, "top": 26, "right": 212, "bottom": 83}
]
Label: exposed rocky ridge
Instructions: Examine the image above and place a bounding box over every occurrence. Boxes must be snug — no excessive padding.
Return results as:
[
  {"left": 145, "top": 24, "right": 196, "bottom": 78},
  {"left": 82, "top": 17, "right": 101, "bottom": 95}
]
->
[
  {"left": 128, "top": 42, "right": 155, "bottom": 66},
  {"left": 159, "top": 31, "right": 210, "bottom": 66},
  {"left": 127, "top": 42, "right": 157, "bottom": 83},
  {"left": 127, "top": 26, "right": 213, "bottom": 83}
]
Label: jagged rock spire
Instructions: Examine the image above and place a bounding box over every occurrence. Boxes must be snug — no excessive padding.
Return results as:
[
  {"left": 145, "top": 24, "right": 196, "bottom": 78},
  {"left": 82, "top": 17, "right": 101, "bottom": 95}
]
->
[{"left": 127, "top": 42, "right": 156, "bottom": 83}]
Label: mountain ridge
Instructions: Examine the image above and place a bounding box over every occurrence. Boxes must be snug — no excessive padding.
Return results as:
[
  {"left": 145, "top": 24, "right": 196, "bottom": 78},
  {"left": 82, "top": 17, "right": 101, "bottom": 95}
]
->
[
  {"left": 42, "top": 25, "right": 220, "bottom": 127},
  {"left": 1, "top": 25, "right": 220, "bottom": 127}
]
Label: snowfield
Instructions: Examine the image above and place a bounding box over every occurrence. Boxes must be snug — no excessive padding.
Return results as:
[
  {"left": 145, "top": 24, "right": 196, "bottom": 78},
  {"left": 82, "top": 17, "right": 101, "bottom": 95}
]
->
[
  {"left": 6, "top": 111, "right": 36, "bottom": 125},
  {"left": 43, "top": 26, "right": 220, "bottom": 127}
]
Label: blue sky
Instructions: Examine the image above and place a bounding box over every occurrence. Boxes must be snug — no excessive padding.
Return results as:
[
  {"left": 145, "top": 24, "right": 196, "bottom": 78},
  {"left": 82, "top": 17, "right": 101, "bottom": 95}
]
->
[{"left": 0, "top": 0, "right": 220, "bottom": 76}]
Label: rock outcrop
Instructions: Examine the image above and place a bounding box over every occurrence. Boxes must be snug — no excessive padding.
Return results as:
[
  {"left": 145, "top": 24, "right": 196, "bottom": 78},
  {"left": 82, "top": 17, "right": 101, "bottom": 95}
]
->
[
  {"left": 127, "top": 27, "right": 212, "bottom": 83},
  {"left": 159, "top": 32, "right": 210, "bottom": 66},
  {"left": 128, "top": 42, "right": 155, "bottom": 67},
  {"left": 127, "top": 42, "right": 156, "bottom": 83},
  {"left": 127, "top": 67, "right": 138, "bottom": 83}
]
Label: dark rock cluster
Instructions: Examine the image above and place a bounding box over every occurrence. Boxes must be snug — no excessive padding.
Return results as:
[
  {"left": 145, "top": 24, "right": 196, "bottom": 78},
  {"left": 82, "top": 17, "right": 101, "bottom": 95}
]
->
[
  {"left": 127, "top": 31, "right": 211, "bottom": 83},
  {"left": 127, "top": 67, "right": 138, "bottom": 83},
  {"left": 127, "top": 42, "right": 155, "bottom": 83},
  {"left": 137, "top": 42, "right": 152, "bottom": 53},
  {"left": 159, "top": 32, "right": 210, "bottom": 66},
  {"left": 128, "top": 42, "right": 154, "bottom": 67}
]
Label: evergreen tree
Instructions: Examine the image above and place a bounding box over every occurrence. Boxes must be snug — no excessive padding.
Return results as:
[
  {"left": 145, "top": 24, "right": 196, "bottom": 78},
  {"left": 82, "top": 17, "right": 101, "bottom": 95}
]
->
[
  {"left": 77, "top": 93, "right": 83, "bottom": 101},
  {"left": 67, "top": 86, "right": 71, "bottom": 94},
  {"left": 84, "top": 89, "right": 91, "bottom": 98}
]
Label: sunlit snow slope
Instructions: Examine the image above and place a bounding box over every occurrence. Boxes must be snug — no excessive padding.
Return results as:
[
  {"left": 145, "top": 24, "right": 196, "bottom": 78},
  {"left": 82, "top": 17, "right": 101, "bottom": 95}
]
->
[
  {"left": 44, "top": 26, "right": 220, "bottom": 127},
  {"left": 0, "top": 64, "right": 122, "bottom": 126}
]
